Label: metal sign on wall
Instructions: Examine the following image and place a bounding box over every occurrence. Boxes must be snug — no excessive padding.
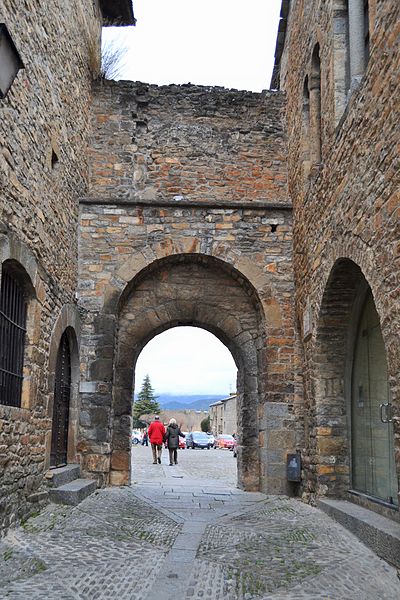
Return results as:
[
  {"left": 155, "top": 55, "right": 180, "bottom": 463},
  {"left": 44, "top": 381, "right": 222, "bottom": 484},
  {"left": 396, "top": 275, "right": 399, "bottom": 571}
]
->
[{"left": 287, "top": 453, "right": 301, "bottom": 482}]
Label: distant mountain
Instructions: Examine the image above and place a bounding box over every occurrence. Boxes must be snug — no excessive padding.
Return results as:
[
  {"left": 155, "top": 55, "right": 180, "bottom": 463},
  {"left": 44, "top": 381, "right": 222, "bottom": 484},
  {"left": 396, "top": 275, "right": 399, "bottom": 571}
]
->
[{"left": 156, "top": 394, "right": 227, "bottom": 411}]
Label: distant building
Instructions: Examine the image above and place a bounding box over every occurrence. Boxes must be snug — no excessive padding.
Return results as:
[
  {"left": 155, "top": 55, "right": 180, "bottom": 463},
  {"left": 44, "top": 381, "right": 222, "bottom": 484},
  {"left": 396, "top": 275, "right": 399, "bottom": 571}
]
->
[
  {"left": 209, "top": 395, "right": 237, "bottom": 436},
  {"left": 140, "top": 409, "right": 208, "bottom": 432}
]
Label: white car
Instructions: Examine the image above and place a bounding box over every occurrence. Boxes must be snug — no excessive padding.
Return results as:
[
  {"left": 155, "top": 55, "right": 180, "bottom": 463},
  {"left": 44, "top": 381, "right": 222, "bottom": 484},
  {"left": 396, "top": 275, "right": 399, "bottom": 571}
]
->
[
  {"left": 132, "top": 430, "right": 143, "bottom": 445},
  {"left": 206, "top": 433, "right": 215, "bottom": 446}
]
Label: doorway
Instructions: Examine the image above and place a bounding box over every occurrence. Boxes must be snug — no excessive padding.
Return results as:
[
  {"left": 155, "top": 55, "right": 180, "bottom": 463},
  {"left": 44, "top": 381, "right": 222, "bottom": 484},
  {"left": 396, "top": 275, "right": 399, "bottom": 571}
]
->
[
  {"left": 351, "top": 292, "right": 398, "bottom": 505},
  {"left": 50, "top": 331, "right": 71, "bottom": 468}
]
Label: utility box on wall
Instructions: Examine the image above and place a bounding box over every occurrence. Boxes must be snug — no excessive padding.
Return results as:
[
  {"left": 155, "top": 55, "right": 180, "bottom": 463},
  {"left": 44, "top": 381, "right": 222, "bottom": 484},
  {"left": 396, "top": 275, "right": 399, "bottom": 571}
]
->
[{"left": 287, "top": 453, "right": 301, "bottom": 482}]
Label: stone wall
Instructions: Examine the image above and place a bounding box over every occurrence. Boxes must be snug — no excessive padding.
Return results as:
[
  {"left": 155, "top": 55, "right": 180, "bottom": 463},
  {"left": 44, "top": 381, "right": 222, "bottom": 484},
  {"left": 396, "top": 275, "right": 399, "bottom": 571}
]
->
[
  {"left": 0, "top": 1, "right": 101, "bottom": 533},
  {"left": 279, "top": 0, "right": 400, "bottom": 511},
  {"left": 78, "top": 81, "right": 302, "bottom": 494},
  {"left": 88, "top": 81, "right": 288, "bottom": 204}
]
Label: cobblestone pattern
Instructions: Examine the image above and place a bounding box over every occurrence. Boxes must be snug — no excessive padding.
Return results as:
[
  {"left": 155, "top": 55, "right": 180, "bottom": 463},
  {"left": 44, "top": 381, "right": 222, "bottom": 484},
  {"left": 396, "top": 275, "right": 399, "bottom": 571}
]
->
[
  {"left": 88, "top": 81, "right": 288, "bottom": 204},
  {"left": 0, "top": 446, "right": 399, "bottom": 599},
  {"left": 0, "top": 487, "right": 180, "bottom": 599},
  {"left": 195, "top": 497, "right": 399, "bottom": 599},
  {"left": 278, "top": 0, "right": 400, "bottom": 503},
  {"left": 178, "top": 450, "right": 238, "bottom": 487},
  {"left": 0, "top": 0, "right": 101, "bottom": 534}
]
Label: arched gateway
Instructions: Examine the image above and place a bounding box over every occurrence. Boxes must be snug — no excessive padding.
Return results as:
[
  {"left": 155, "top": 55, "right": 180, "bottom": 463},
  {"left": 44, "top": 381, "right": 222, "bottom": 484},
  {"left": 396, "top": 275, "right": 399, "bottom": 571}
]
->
[
  {"left": 77, "top": 81, "right": 298, "bottom": 494},
  {"left": 113, "top": 254, "right": 263, "bottom": 490},
  {"left": 78, "top": 242, "right": 298, "bottom": 494},
  {"left": 313, "top": 258, "right": 399, "bottom": 506}
]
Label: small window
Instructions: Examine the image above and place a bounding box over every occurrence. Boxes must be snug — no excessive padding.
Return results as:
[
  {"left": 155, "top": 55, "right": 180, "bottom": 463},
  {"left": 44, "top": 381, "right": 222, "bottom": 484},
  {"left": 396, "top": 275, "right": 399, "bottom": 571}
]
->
[
  {"left": 0, "top": 265, "right": 27, "bottom": 407},
  {"left": 363, "top": 0, "right": 370, "bottom": 66},
  {"left": 302, "top": 76, "right": 311, "bottom": 179},
  {"left": 310, "top": 44, "right": 322, "bottom": 165}
]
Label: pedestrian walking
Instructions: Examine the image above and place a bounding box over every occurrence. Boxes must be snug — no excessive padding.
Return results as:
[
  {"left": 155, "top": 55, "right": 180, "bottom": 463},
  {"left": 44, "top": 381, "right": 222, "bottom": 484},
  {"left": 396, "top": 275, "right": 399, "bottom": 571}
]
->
[
  {"left": 147, "top": 415, "right": 165, "bottom": 464},
  {"left": 165, "top": 418, "right": 185, "bottom": 466},
  {"left": 141, "top": 429, "right": 148, "bottom": 446}
]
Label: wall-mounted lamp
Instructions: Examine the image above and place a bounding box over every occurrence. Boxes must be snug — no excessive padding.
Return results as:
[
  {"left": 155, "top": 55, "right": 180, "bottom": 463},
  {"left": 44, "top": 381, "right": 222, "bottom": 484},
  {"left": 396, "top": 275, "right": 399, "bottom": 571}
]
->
[{"left": 0, "top": 24, "right": 24, "bottom": 99}]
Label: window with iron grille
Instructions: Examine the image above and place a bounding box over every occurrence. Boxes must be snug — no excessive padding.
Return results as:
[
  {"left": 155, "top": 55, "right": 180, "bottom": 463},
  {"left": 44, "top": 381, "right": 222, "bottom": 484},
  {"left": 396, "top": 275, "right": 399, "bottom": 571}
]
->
[{"left": 0, "top": 265, "right": 27, "bottom": 407}]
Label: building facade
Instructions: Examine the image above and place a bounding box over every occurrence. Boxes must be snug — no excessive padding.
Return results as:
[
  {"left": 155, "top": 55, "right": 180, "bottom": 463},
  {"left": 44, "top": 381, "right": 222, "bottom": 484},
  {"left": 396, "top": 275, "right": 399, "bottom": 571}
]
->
[
  {"left": 0, "top": 0, "right": 134, "bottom": 533},
  {"left": 209, "top": 395, "right": 237, "bottom": 436},
  {"left": 274, "top": 0, "right": 399, "bottom": 516}
]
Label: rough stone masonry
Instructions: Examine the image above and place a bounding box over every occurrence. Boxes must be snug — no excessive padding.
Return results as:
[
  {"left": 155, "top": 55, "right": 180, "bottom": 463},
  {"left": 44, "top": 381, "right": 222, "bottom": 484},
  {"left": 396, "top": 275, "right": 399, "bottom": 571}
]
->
[
  {"left": 0, "top": 0, "right": 102, "bottom": 534},
  {"left": 78, "top": 81, "right": 303, "bottom": 495}
]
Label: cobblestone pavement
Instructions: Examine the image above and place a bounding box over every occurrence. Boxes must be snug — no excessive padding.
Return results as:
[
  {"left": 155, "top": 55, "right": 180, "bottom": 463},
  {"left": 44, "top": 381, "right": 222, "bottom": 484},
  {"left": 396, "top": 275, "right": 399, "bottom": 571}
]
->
[{"left": 0, "top": 445, "right": 399, "bottom": 599}]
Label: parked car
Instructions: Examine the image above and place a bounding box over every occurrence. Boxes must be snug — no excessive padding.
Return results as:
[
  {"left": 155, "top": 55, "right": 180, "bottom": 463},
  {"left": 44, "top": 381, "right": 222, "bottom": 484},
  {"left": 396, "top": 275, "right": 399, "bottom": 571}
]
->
[
  {"left": 186, "top": 432, "right": 211, "bottom": 449},
  {"left": 132, "top": 430, "right": 143, "bottom": 445},
  {"left": 178, "top": 436, "right": 186, "bottom": 449},
  {"left": 206, "top": 433, "right": 215, "bottom": 446},
  {"left": 214, "top": 434, "right": 235, "bottom": 450}
]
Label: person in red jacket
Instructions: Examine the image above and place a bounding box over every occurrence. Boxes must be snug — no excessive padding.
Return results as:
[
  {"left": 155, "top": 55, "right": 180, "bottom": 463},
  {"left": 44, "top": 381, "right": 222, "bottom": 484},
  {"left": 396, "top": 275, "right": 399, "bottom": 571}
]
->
[{"left": 147, "top": 415, "right": 166, "bottom": 464}]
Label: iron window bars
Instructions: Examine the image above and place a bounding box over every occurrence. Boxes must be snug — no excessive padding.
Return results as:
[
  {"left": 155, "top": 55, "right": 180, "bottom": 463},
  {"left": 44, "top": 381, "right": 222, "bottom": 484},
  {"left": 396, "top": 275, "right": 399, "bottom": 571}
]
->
[{"left": 0, "top": 268, "right": 27, "bottom": 407}]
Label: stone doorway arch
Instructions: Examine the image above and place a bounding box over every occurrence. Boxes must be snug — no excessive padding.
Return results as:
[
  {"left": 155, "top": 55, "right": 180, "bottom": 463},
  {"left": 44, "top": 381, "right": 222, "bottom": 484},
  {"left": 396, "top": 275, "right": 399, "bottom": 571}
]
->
[
  {"left": 45, "top": 304, "right": 81, "bottom": 470},
  {"left": 111, "top": 254, "right": 265, "bottom": 491},
  {"left": 314, "top": 258, "right": 399, "bottom": 507}
]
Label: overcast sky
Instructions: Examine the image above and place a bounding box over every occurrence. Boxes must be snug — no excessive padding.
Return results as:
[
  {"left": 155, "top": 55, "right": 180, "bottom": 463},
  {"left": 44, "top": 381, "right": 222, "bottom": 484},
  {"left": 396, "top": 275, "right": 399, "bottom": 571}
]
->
[
  {"left": 107, "top": 2, "right": 281, "bottom": 395},
  {"left": 102, "top": 0, "right": 282, "bottom": 91},
  {"left": 135, "top": 327, "right": 237, "bottom": 396}
]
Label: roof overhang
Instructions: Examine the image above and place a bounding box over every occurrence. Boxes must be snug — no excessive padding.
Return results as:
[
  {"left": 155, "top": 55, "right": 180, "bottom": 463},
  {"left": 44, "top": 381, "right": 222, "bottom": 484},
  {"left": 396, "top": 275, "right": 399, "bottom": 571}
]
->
[
  {"left": 100, "top": 0, "right": 136, "bottom": 26},
  {"left": 270, "top": 0, "right": 290, "bottom": 89}
]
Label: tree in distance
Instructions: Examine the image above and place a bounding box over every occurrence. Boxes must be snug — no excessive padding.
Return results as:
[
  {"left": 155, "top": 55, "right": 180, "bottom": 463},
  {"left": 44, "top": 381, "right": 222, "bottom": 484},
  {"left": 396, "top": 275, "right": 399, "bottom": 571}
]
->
[
  {"left": 133, "top": 375, "right": 160, "bottom": 427},
  {"left": 201, "top": 415, "right": 210, "bottom": 432}
]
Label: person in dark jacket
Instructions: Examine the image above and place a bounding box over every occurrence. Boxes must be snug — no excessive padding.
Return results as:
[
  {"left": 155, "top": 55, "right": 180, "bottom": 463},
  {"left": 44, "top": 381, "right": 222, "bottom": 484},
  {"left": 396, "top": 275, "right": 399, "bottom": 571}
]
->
[{"left": 165, "top": 418, "right": 185, "bottom": 466}]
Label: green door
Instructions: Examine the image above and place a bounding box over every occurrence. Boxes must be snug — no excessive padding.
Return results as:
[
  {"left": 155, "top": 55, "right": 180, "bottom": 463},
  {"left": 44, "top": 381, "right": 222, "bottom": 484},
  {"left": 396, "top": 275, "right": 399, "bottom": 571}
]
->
[{"left": 351, "top": 293, "right": 398, "bottom": 505}]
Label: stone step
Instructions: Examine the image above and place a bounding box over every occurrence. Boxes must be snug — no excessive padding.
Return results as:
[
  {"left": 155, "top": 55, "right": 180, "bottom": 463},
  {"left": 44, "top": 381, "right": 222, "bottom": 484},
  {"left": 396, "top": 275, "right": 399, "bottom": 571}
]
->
[
  {"left": 49, "top": 479, "right": 97, "bottom": 506},
  {"left": 45, "top": 464, "right": 81, "bottom": 488},
  {"left": 318, "top": 498, "right": 400, "bottom": 568}
]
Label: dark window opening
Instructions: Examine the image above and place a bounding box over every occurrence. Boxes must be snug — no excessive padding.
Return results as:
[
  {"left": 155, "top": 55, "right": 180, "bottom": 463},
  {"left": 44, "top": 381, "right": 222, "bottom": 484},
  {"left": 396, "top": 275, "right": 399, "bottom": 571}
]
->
[
  {"left": 270, "top": 224, "right": 278, "bottom": 233},
  {"left": 302, "top": 76, "right": 311, "bottom": 179},
  {"left": 51, "top": 149, "right": 59, "bottom": 169},
  {"left": 136, "top": 120, "right": 148, "bottom": 133},
  {"left": 310, "top": 44, "right": 322, "bottom": 165},
  {"left": 0, "top": 266, "right": 27, "bottom": 407},
  {"left": 363, "top": 0, "right": 370, "bottom": 66}
]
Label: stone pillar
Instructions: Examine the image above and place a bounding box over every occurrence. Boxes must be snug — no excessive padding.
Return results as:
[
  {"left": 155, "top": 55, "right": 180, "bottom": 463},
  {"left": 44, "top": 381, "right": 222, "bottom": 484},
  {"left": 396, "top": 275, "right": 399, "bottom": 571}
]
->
[
  {"left": 260, "top": 402, "right": 296, "bottom": 495},
  {"left": 348, "top": 0, "right": 366, "bottom": 87}
]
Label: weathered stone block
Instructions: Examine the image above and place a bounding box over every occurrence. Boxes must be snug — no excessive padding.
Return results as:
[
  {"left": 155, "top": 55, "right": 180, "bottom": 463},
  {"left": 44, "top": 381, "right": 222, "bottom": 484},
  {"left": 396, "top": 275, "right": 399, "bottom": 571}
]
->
[
  {"left": 111, "top": 450, "right": 130, "bottom": 472},
  {"left": 109, "top": 470, "right": 130, "bottom": 486},
  {"left": 84, "top": 454, "right": 110, "bottom": 473}
]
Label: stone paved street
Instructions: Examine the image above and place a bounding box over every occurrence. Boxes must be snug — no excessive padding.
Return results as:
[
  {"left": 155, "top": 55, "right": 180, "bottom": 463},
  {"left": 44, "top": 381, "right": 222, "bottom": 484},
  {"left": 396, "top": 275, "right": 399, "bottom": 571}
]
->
[{"left": 0, "top": 445, "right": 398, "bottom": 599}]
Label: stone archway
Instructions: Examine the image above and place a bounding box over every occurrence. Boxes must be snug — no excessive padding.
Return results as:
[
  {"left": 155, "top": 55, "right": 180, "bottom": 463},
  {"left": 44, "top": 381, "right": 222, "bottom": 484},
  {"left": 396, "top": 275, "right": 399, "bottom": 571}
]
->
[
  {"left": 111, "top": 254, "right": 264, "bottom": 491},
  {"left": 314, "top": 258, "right": 399, "bottom": 507}
]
